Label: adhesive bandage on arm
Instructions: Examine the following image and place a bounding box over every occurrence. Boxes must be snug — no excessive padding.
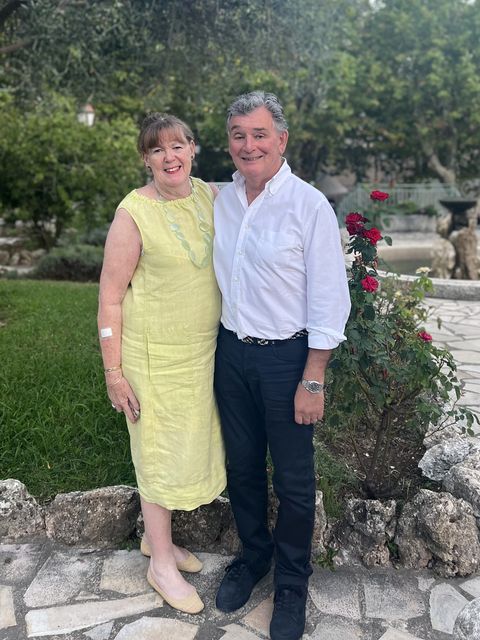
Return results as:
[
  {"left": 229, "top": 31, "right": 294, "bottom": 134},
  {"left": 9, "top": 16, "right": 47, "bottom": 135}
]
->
[{"left": 100, "top": 327, "right": 113, "bottom": 339}]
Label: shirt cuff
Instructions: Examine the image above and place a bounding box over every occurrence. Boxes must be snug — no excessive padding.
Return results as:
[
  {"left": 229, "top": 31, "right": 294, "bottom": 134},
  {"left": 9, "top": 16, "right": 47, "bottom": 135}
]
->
[{"left": 307, "top": 329, "right": 347, "bottom": 350}]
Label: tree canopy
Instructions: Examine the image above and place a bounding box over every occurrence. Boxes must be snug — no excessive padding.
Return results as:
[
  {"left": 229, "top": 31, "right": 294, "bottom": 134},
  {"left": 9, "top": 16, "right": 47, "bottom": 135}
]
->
[{"left": 1, "top": 0, "right": 479, "bottom": 184}]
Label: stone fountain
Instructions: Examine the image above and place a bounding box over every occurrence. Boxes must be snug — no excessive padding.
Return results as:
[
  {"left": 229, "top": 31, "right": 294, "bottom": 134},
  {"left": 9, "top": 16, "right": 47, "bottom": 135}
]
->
[{"left": 431, "top": 198, "right": 479, "bottom": 279}]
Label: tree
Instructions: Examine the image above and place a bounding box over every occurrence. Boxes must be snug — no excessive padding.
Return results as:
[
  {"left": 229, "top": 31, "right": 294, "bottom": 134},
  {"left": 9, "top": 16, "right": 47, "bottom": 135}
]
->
[
  {"left": 346, "top": 0, "right": 480, "bottom": 184},
  {"left": 0, "top": 99, "right": 141, "bottom": 248}
]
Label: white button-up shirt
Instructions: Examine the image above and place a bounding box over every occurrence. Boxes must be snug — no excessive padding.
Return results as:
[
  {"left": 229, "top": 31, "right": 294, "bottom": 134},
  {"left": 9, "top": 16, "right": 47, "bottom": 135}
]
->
[{"left": 213, "top": 161, "right": 351, "bottom": 350}]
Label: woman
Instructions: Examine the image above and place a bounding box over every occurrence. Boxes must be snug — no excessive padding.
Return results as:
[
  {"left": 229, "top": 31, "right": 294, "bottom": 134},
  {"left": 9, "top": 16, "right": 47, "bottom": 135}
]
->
[{"left": 98, "top": 113, "right": 226, "bottom": 614}]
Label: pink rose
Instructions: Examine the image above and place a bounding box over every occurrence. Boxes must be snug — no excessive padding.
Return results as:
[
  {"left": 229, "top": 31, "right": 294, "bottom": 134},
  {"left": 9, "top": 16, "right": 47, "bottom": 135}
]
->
[
  {"left": 361, "top": 276, "right": 379, "bottom": 292},
  {"left": 362, "top": 227, "right": 383, "bottom": 245},
  {"left": 418, "top": 331, "right": 432, "bottom": 342},
  {"left": 370, "top": 190, "right": 389, "bottom": 201}
]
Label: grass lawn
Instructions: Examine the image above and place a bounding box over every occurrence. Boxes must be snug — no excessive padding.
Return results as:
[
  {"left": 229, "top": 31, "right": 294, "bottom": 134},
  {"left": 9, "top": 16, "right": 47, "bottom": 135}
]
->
[{"left": 0, "top": 279, "right": 135, "bottom": 500}]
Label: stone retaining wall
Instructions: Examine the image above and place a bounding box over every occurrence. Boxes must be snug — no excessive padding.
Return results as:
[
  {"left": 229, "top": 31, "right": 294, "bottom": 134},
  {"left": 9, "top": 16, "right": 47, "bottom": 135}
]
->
[{"left": 2, "top": 420, "right": 480, "bottom": 578}]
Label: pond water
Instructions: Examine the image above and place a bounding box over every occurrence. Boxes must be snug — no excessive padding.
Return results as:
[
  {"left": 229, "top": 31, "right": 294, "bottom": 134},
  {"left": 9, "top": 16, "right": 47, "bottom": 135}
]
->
[{"left": 378, "top": 256, "right": 432, "bottom": 276}]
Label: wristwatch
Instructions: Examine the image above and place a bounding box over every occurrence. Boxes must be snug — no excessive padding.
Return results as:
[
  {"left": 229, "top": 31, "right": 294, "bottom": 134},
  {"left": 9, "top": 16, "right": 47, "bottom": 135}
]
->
[{"left": 301, "top": 379, "right": 324, "bottom": 394}]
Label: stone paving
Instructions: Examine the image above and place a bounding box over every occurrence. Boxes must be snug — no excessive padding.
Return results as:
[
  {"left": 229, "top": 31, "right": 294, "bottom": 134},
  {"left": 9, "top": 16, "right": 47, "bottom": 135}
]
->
[
  {"left": 1, "top": 542, "right": 480, "bottom": 640},
  {"left": 1, "top": 297, "right": 479, "bottom": 640},
  {"left": 424, "top": 298, "right": 480, "bottom": 417}
]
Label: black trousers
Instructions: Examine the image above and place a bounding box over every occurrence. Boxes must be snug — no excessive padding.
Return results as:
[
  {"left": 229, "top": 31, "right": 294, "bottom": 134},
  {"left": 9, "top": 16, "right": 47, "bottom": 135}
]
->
[{"left": 214, "top": 325, "right": 316, "bottom": 587}]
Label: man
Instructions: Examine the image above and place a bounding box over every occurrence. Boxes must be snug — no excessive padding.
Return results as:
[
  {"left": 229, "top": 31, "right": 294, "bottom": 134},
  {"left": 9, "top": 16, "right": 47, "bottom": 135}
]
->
[{"left": 213, "top": 91, "right": 350, "bottom": 640}]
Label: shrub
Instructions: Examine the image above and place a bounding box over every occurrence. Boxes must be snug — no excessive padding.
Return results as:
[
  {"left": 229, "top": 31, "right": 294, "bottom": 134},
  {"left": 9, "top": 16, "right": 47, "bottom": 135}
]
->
[
  {"left": 0, "top": 99, "right": 142, "bottom": 250},
  {"left": 33, "top": 244, "right": 104, "bottom": 282},
  {"left": 323, "top": 191, "right": 478, "bottom": 499}
]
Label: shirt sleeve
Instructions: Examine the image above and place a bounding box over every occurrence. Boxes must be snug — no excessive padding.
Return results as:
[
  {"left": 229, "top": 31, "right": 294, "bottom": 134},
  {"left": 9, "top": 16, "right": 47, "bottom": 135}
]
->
[{"left": 303, "top": 198, "right": 351, "bottom": 349}]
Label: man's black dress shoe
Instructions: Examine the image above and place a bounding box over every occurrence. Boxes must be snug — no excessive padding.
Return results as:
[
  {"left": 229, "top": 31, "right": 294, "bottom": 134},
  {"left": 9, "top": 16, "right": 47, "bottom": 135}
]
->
[
  {"left": 215, "top": 558, "right": 271, "bottom": 612},
  {"left": 270, "top": 584, "right": 307, "bottom": 640}
]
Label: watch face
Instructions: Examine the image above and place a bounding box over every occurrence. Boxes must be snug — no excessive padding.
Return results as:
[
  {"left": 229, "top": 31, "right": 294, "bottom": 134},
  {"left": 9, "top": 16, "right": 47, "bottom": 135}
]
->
[{"left": 302, "top": 380, "right": 323, "bottom": 393}]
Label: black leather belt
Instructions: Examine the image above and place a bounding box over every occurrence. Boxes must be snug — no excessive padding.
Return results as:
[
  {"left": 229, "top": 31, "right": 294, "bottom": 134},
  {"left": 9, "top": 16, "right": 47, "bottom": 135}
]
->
[{"left": 238, "top": 329, "right": 308, "bottom": 346}]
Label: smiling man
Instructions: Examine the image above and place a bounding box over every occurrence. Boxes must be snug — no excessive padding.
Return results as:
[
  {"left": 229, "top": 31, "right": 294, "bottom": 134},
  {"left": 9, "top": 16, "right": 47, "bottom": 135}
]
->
[{"left": 213, "top": 91, "right": 351, "bottom": 640}]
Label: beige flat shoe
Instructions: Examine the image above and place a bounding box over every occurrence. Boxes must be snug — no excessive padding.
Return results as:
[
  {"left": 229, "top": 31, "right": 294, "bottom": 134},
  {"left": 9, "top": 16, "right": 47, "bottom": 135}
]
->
[
  {"left": 141, "top": 538, "right": 203, "bottom": 573},
  {"left": 146, "top": 567, "right": 204, "bottom": 614}
]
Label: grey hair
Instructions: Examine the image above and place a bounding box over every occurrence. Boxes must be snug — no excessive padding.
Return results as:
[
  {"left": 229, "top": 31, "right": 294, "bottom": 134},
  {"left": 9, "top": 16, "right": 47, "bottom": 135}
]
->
[{"left": 226, "top": 91, "right": 288, "bottom": 133}]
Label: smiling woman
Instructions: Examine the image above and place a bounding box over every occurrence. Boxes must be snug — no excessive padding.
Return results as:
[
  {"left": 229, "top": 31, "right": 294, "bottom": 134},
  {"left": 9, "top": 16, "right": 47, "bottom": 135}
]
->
[{"left": 97, "top": 112, "right": 226, "bottom": 614}]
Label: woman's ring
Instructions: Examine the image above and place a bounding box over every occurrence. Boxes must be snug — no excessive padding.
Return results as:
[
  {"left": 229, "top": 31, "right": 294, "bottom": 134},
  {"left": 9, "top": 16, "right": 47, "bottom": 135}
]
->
[{"left": 111, "top": 403, "right": 116, "bottom": 409}]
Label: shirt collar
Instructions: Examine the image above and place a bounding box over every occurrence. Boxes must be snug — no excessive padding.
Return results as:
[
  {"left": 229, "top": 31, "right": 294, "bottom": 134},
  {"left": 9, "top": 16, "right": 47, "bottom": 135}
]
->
[{"left": 232, "top": 158, "right": 292, "bottom": 197}]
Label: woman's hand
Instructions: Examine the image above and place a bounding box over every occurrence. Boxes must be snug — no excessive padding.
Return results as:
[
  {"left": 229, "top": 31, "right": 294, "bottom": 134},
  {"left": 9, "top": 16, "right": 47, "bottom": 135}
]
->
[{"left": 106, "top": 373, "right": 141, "bottom": 423}]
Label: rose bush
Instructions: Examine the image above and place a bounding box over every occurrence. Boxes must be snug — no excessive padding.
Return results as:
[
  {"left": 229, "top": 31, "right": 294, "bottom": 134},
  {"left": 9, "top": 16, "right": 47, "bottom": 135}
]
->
[{"left": 321, "top": 191, "right": 478, "bottom": 499}]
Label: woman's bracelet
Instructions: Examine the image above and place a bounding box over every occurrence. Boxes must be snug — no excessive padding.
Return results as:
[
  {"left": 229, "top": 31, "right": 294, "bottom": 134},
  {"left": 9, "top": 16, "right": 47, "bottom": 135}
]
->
[
  {"left": 104, "top": 365, "right": 122, "bottom": 373},
  {"left": 106, "top": 376, "right": 123, "bottom": 387}
]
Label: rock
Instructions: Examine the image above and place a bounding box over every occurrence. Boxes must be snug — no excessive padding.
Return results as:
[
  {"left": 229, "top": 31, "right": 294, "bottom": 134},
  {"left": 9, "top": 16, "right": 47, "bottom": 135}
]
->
[
  {"left": 311, "top": 491, "right": 327, "bottom": 556},
  {"left": 0, "top": 249, "right": 9, "bottom": 265},
  {"left": 19, "top": 249, "right": 34, "bottom": 266},
  {"left": 9, "top": 251, "right": 20, "bottom": 266},
  {"left": 335, "top": 499, "right": 396, "bottom": 568},
  {"left": 171, "top": 495, "right": 238, "bottom": 553},
  {"left": 430, "top": 237, "right": 455, "bottom": 278},
  {"left": 31, "top": 248, "right": 47, "bottom": 260},
  {"left": 424, "top": 422, "right": 465, "bottom": 449},
  {"left": 443, "top": 452, "right": 480, "bottom": 518},
  {"left": 395, "top": 489, "right": 480, "bottom": 577},
  {"left": 436, "top": 214, "right": 453, "bottom": 238},
  {"left": 453, "top": 598, "right": 480, "bottom": 640},
  {"left": 451, "top": 227, "right": 479, "bottom": 280},
  {"left": 44, "top": 486, "right": 140, "bottom": 547},
  {"left": 418, "top": 437, "right": 478, "bottom": 481},
  {"left": 0, "top": 479, "right": 45, "bottom": 540}
]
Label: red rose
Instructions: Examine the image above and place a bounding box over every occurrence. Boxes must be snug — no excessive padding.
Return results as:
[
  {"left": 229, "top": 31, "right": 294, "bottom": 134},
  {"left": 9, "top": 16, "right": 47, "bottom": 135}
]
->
[
  {"left": 345, "top": 214, "right": 367, "bottom": 236},
  {"left": 418, "top": 331, "right": 433, "bottom": 342},
  {"left": 361, "top": 275, "right": 379, "bottom": 292},
  {"left": 362, "top": 227, "right": 383, "bottom": 245},
  {"left": 370, "top": 190, "right": 389, "bottom": 201},
  {"left": 345, "top": 212, "right": 368, "bottom": 224}
]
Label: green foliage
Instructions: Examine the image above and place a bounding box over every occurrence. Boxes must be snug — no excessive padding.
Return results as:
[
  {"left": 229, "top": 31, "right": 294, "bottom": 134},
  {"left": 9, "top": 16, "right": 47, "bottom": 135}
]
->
[
  {"left": 314, "top": 546, "right": 338, "bottom": 570},
  {"left": 324, "top": 194, "right": 478, "bottom": 498},
  {"left": 33, "top": 244, "right": 104, "bottom": 282},
  {"left": 2, "top": 0, "right": 479, "bottom": 184},
  {"left": 0, "top": 279, "right": 134, "bottom": 500},
  {"left": 0, "top": 99, "right": 141, "bottom": 249},
  {"left": 346, "top": 0, "right": 480, "bottom": 183}
]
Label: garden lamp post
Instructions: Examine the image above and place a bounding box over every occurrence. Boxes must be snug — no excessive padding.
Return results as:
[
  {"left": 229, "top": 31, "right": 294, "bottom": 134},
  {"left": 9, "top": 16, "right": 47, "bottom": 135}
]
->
[{"left": 77, "top": 103, "right": 95, "bottom": 126}]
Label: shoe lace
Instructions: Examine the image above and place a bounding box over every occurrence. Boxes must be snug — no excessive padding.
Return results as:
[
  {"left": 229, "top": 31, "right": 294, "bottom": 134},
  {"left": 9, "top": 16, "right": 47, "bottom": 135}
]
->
[
  {"left": 225, "top": 559, "right": 249, "bottom": 580},
  {"left": 274, "top": 586, "right": 304, "bottom": 612}
]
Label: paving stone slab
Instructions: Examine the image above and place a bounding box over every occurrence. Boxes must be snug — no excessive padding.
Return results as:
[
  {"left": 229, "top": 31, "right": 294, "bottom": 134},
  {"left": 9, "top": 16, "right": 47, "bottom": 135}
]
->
[
  {"left": 113, "top": 616, "right": 198, "bottom": 640},
  {"left": 83, "top": 621, "right": 114, "bottom": 640},
  {"left": 363, "top": 572, "right": 426, "bottom": 621},
  {"left": 308, "top": 568, "right": 361, "bottom": 619},
  {"left": 24, "top": 550, "right": 99, "bottom": 607},
  {"left": 99, "top": 550, "right": 149, "bottom": 595},
  {"left": 197, "top": 553, "right": 234, "bottom": 577},
  {"left": 307, "top": 617, "right": 364, "bottom": 639},
  {"left": 220, "top": 623, "right": 263, "bottom": 639},
  {"left": 378, "top": 628, "right": 425, "bottom": 640},
  {"left": 241, "top": 594, "right": 273, "bottom": 636},
  {"left": 0, "top": 585, "right": 16, "bottom": 630},
  {"left": 25, "top": 592, "right": 163, "bottom": 637},
  {"left": 459, "top": 576, "right": 480, "bottom": 598},
  {"left": 429, "top": 583, "right": 469, "bottom": 634},
  {"left": 0, "top": 544, "right": 45, "bottom": 584},
  {"left": 448, "top": 350, "right": 480, "bottom": 365}
]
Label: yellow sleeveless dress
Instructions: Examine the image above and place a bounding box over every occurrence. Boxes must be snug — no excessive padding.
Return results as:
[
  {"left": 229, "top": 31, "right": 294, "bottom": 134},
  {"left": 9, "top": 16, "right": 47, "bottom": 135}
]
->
[{"left": 117, "top": 178, "right": 226, "bottom": 510}]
